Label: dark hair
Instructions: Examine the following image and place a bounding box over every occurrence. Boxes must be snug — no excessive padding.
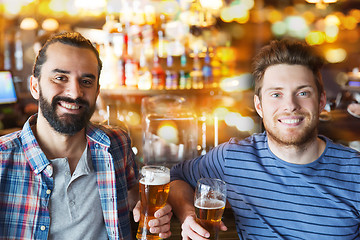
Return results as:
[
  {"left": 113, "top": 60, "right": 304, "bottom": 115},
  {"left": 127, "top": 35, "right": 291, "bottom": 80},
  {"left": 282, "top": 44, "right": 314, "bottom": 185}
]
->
[
  {"left": 252, "top": 39, "right": 324, "bottom": 100},
  {"left": 32, "top": 31, "right": 102, "bottom": 84}
]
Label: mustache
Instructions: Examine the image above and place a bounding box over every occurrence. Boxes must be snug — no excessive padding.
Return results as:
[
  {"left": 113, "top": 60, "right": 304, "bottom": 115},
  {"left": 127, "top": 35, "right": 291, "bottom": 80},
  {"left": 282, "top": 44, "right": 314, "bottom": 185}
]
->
[{"left": 52, "top": 96, "right": 90, "bottom": 108}]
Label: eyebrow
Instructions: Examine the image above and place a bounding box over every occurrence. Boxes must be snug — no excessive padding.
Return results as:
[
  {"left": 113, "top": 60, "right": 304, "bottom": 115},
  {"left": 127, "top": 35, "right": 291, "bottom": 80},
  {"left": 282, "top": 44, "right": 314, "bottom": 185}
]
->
[
  {"left": 264, "top": 85, "right": 314, "bottom": 92},
  {"left": 52, "top": 68, "right": 96, "bottom": 80}
]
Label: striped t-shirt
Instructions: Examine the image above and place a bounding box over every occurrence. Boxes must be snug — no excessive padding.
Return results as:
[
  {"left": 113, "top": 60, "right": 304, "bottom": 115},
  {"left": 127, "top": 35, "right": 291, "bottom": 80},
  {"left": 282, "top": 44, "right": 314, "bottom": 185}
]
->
[{"left": 171, "top": 132, "right": 360, "bottom": 239}]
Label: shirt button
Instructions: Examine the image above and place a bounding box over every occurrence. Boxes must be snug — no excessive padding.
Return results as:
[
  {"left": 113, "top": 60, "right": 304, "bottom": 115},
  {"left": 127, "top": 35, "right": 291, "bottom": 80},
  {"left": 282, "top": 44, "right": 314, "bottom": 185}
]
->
[
  {"left": 69, "top": 200, "right": 75, "bottom": 207},
  {"left": 40, "top": 226, "right": 46, "bottom": 231},
  {"left": 46, "top": 189, "right": 51, "bottom": 195}
]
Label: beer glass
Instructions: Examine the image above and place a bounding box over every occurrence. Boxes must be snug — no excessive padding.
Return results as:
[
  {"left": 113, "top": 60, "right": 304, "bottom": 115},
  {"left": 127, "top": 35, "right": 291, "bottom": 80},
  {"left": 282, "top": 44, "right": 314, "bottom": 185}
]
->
[
  {"left": 194, "top": 178, "right": 226, "bottom": 240},
  {"left": 136, "top": 166, "right": 170, "bottom": 240}
]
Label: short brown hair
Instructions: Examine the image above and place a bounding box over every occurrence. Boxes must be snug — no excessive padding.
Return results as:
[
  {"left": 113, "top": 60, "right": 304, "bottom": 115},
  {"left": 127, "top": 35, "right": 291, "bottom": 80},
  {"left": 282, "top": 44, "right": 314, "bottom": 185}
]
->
[
  {"left": 252, "top": 39, "right": 324, "bottom": 100},
  {"left": 33, "top": 32, "right": 102, "bottom": 85}
]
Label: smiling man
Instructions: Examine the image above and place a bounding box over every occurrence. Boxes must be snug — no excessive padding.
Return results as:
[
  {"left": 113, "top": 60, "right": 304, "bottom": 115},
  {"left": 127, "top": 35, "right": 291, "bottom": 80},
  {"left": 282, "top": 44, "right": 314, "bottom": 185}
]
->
[
  {"left": 168, "top": 39, "right": 360, "bottom": 240},
  {"left": 0, "top": 32, "right": 172, "bottom": 240}
]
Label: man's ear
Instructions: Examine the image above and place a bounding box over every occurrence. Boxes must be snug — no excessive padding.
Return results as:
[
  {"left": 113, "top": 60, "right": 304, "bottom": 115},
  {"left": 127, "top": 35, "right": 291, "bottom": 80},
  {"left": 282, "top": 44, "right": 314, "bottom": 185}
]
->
[
  {"left": 29, "top": 75, "right": 40, "bottom": 100},
  {"left": 319, "top": 91, "right": 327, "bottom": 114},
  {"left": 254, "top": 95, "right": 263, "bottom": 118}
]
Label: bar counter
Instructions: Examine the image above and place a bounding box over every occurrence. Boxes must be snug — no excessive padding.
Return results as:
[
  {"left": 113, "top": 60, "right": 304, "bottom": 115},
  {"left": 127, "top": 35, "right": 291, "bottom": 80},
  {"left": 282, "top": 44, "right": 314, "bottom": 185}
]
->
[{"left": 131, "top": 207, "right": 239, "bottom": 239}]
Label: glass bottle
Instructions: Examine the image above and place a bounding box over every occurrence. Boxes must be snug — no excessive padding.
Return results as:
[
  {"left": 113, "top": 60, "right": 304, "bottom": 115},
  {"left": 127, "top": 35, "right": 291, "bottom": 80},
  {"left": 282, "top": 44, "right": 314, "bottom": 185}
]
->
[
  {"left": 165, "top": 54, "right": 178, "bottom": 90},
  {"left": 179, "top": 53, "right": 191, "bottom": 90},
  {"left": 151, "top": 50, "right": 165, "bottom": 90},
  {"left": 124, "top": 35, "right": 139, "bottom": 88},
  {"left": 190, "top": 50, "right": 203, "bottom": 89},
  {"left": 138, "top": 47, "right": 152, "bottom": 90},
  {"left": 202, "top": 50, "right": 213, "bottom": 88}
]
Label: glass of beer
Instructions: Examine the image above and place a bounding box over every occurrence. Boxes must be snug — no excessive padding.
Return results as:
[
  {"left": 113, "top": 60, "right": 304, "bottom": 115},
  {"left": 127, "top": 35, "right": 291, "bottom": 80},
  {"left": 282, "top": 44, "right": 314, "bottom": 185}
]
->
[
  {"left": 194, "top": 178, "right": 226, "bottom": 240},
  {"left": 136, "top": 165, "right": 170, "bottom": 240}
]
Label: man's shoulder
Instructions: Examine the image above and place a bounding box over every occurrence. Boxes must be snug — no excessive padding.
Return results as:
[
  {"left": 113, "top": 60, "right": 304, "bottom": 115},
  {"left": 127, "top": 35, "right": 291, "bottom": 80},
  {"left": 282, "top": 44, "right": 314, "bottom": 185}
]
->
[
  {"left": 228, "top": 132, "right": 267, "bottom": 149},
  {"left": 323, "top": 136, "right": 360, "bottom": 158},
  {"left": 87, "top": 123, "right": 131, "bottom": 146},
  {"left": 0, "top": 130, "right": 22, "bottom": 151}
]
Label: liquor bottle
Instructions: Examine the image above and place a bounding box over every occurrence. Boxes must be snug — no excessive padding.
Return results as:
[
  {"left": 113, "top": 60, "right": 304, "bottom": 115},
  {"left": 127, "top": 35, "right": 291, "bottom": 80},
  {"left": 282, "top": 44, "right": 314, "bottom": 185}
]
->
[
  {"left": 190, "top": 50, "right": 203, "bottom": 89},
  {"left": 202, "top": 50, "right": 213, "bottom": 88},
  {"left": 151, "top": 50, "right": 165, "bottom": 90},
  {"left": 179, "top": 53, "right": 191, "bottom": 90},
  {"left": 165, "top": 54, "right": 178, "bottom": 90},
  {"left": 138, "top": 47, "right": 152, "bottom": 90},
  {"left": 124, "top": 35, "right": 139, "bottom": 88}
]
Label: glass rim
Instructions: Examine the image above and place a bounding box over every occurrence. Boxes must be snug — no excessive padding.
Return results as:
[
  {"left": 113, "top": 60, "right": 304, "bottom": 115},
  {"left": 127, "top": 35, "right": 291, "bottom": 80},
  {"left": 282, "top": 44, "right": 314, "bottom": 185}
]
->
[{"left": 197, "top": 177, "right": 226, "bottom": 186}]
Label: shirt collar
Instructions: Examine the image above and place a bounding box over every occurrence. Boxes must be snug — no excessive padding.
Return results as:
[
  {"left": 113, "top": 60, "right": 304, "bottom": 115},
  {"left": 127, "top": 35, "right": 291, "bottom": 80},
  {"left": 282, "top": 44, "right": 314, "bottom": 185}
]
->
[
  {"left": 21, "top": 114, "right": 51, "bottom": 175},
  {"left": 21, "top": 115, "right": 111, "bottom": 175}
]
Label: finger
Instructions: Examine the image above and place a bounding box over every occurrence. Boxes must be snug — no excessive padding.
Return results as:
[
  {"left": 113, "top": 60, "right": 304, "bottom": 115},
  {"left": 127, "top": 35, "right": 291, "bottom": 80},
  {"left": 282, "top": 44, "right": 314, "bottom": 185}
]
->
[
  {"left": 159, "top": 231, "right": 172, "bottom": 239},
  {"left": 149, "top": 211, "right": 173, "bottom": 228},
  {"left": 149, "top": 222, "right": 171, "bottom": 234},
  {"left": 220, "top": 221, "right": 228, "bottom": 231},
  {"left": 154, "top": 203, "right": 172, "bottom": 218},
  {"left": 182, "top": 218, "right": 210, "bottom": 239},
  {"left": 132, "top": 201, "right": 141, "bottom": 222}
]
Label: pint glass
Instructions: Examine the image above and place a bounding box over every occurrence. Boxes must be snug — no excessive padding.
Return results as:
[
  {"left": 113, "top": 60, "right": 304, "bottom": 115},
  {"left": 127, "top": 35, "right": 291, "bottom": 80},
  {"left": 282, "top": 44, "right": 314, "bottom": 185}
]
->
[
  {"left": 136, "top": 166, "right": 170, "bottom": 240},
  {"left": 194, "top": 178, "right": 226, "bottom": 240}
]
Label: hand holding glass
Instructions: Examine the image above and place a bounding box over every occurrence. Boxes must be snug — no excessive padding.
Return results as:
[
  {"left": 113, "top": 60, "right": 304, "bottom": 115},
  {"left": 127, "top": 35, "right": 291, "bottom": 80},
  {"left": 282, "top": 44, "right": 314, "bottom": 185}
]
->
[
  {"left": 194, "top": 178, "right": 226, "bottom": 240},
  {"left": 136, "top": 166, "right": 170, "bottom": 240}
]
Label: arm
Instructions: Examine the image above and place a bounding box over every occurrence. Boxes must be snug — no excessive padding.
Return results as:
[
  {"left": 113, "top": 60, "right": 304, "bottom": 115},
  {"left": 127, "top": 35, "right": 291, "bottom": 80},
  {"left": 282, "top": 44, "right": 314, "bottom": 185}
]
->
[{"left": 168, "top": 180, "right": 212, "bottom": 240}]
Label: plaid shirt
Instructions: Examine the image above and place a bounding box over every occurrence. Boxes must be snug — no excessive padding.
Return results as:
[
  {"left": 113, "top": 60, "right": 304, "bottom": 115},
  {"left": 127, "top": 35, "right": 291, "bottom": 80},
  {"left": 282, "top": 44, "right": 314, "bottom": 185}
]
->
[{"left": 0, "top": 115, "right": 138, "bottom": 240}]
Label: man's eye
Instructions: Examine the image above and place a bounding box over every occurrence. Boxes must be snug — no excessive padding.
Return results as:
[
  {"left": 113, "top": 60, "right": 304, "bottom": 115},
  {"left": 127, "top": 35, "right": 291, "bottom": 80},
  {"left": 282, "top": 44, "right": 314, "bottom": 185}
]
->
[
  {"left": 81, "top": 79, "right": 93, "bottom": 86},
  {"left": 55, "top": 76, "right": 66, "bottom": 81},
  {"left": 271, "top": 93, "right": 281, "bottom": 98},
  {"left": 298, "top": 91, "right": 308, "bottom": 96}
]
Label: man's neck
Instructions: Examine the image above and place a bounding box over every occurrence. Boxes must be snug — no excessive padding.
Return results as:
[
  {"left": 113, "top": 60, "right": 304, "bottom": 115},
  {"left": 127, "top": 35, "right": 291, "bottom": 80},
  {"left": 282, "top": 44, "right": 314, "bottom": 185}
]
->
[
  {"left": 267, "top": 135, "right": 326, "bottom": 165},
  {"left": 32, "top": 114, "right": 88, "bottom": 172}
]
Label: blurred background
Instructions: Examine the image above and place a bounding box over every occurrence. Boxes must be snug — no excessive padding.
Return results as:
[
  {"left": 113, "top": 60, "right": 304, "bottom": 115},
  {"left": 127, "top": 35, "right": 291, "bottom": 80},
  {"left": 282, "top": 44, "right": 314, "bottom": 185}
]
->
[{"left": 0, "top": 0, "right": 359, "bottom": 164}]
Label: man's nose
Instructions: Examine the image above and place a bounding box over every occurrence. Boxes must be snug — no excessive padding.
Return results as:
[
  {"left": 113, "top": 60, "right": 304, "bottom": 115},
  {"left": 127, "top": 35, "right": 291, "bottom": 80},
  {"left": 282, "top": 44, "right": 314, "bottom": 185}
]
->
[
  {"left": 284, "top": 95, "right": 300, "bottom": 112},
  {"left": 65, "top": 79, "right": 83, "bottom": 98}
]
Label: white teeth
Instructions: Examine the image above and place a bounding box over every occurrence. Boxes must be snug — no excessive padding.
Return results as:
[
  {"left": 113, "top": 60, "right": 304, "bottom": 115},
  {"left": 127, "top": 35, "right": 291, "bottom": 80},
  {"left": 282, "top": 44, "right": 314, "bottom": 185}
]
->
[
  {"left": 281, "top": 119, "right": 300, "bottom": 124},
  {"left": 60, "top": 102, "right": 80, "bottom": 110}
]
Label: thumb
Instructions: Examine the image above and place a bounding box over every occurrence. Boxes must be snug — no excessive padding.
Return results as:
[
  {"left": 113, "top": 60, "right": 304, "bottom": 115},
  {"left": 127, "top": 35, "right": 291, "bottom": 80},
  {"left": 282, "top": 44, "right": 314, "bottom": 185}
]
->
[
  {"left": 133, "top": 201, "right": 141, "bottom": 222},
  {"left": 220, "top": 221, "right": 228, "bottom": 231}
]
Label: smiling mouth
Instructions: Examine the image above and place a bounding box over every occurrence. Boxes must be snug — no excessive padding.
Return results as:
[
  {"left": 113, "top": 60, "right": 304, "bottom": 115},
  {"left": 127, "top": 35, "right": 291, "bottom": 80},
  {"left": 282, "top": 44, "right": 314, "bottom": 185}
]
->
[
  {"left": 59, "top": 101, "right": 81, "bottom": 110},
  {"left": 279, "top": 119, "right": 301, "bottom": 124}
]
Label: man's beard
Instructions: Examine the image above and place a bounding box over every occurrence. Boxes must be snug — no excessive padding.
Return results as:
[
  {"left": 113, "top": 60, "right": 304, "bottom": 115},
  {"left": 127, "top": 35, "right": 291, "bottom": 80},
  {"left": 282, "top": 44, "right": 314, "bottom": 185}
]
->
[
  {"left": 39, "top": 91, "right": 96, "bottom": 135},
  {"left": 265, "top": 113, "right": 319, "bottom": 147}
]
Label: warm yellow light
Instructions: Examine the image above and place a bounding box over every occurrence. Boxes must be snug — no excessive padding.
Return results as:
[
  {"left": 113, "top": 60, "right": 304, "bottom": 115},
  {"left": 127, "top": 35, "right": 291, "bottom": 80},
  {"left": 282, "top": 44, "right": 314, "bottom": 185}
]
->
[
  {"left": 199, "top": 0, "right": 223, "bottom": 10},
  {"left": 305, "top": 31, "right": 325, "bottom": 45},
  {"left": 267, "top": 9, "right": 283, "bottom": 23},
  {"left": 325, "top": 48, "right": 347, "bottom": 63},
  {"left": 42, "top": 18, "right": 59, "bottom": 31},
  {"left": 325, "top": 24, "right": 338, "bottom": 38},
  {"left": 324, "top": 15, "right": 340, "bottom": 26},
  {"left": 75, "top": 0, "right": 106, "bottom": 10},
  {"left": 49, "top": 0, "right": 67, "bottom": 12},
  {"left": 220, "top": 7, "right": 233, "bottom": 23},
  {"left": 224, "top": 112, "right": 242, "bottom": 127},
  {"left": 213, "top": 107, "right": 229, "bottom": 121},
  {"left": 20, "top": 18, "right": 38, "bottom": 30},
  {"left": 4, "top": 1, "right": 22, "bottom": 15},
  {"left": 157, "top": 122, "right": 179, "bottom": 144},
  {"left": 125, "top": 111, "right": 141, "bottom": 126},
  {"left": 235, "top": 116, "right": 255, "bottom": 132},
  {"left": 343, "top": 16, "right": 358, "bottom": 30},
  {"left": 302, "top": 11, "right": 316, "bottom": 24}
]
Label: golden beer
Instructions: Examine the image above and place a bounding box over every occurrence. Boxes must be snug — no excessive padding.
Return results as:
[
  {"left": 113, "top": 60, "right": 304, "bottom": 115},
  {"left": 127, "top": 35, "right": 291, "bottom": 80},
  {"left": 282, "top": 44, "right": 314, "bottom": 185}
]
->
[
  {"left": 136, "top": 166, "right": 170, "bottom": 240},
  {"left": 195, "top": 198, "right": 225, "bottom": 240}
]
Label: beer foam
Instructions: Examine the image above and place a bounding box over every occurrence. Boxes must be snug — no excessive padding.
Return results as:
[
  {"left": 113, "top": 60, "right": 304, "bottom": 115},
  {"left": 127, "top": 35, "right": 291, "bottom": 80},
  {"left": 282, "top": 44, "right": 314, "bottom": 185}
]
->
[
  {"left": 195, "top": 199, "right": 225, "bottom": 209},
  {"left": 140, "top": 171, "right": 170, "bottom": 185}
]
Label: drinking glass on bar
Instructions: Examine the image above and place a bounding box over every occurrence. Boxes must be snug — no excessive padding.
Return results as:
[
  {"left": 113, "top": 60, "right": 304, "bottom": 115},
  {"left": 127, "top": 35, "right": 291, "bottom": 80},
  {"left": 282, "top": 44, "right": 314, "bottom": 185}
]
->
[
  {"left": 194, "top": 178, "right": 226, "bottom": 240},
  {"left": 136, "top": 165, "right": 170, "bottom": 240}
]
